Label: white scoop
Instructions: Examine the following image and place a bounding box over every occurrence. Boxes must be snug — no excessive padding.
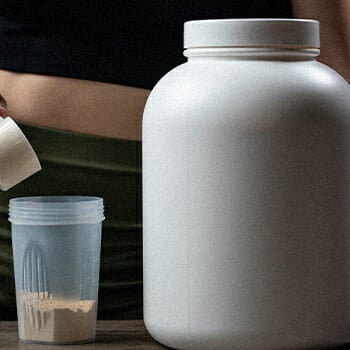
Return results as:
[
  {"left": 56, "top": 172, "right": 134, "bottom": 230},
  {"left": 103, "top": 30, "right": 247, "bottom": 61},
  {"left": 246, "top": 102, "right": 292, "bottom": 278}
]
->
[{"left": 0, "top": 117, "right": 41, "bottom": 190}]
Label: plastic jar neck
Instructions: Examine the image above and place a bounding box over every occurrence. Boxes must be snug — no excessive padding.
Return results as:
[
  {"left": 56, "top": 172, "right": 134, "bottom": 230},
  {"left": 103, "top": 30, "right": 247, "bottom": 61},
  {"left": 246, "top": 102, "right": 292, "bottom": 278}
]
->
[{"left": 184, "top": 47, "right": 320, "bottom": 61}]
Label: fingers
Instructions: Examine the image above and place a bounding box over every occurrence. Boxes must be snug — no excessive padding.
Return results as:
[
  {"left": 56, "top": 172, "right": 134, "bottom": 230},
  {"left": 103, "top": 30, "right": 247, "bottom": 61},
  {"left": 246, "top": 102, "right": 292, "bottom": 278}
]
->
[{"left": 0, "top": 94, "right": 7, "bottom": 117}]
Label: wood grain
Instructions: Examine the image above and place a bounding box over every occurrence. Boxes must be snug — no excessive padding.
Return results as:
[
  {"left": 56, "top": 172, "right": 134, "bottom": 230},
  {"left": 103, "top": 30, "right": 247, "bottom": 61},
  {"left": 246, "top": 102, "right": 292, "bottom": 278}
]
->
[
  {"left": 0, "top": 321, "right": 169, "bottom": 350},
  {"left": 2, "top": 321, "right": 350, "bottom": 350}
]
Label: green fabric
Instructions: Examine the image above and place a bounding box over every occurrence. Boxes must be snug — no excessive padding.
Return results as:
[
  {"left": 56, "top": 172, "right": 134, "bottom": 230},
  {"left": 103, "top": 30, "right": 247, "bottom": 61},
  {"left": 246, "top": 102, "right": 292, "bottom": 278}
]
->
[{"left": 0, "top": 123, "right": 142, "bottom": 320}]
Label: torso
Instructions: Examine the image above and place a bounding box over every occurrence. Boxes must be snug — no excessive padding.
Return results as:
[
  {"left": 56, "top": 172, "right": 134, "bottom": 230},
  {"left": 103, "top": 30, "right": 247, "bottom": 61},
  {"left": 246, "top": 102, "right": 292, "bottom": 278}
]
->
[{"left": 0, "top": 70, "right": 149, "bottom": 140}]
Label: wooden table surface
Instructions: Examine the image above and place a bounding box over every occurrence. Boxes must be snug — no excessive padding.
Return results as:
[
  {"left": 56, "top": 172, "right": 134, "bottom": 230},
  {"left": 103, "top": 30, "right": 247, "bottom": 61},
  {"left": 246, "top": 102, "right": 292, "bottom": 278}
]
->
[
  {"left": 2, "top": 321, "right": 350, "bottom": 350},
  {"left": 0, "top": 321, "right": 168, "bottom": 350}
]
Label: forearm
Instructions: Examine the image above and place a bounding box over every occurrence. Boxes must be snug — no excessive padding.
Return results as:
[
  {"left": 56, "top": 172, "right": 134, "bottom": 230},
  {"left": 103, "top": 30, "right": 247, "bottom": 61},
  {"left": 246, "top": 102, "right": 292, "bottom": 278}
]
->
[{"left": 292, "top": 0, "right": 350, "bottom": 82}]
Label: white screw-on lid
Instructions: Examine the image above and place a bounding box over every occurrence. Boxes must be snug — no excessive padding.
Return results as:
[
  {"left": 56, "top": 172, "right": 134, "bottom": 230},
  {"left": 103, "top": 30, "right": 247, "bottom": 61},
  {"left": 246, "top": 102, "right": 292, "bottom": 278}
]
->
[
  {"left": 0, "top": 117, "right": 41, "bottom": 190},
  {"left": 184, "top": 19, "right": 320, "bottom": 49}
]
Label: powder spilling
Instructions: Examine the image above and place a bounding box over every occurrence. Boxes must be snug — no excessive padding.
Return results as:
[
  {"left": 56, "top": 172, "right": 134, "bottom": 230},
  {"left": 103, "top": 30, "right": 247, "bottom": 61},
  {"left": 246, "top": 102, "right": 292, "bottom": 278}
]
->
[{"left": 18, "top": 292, "right": 96, "bottom": 344}]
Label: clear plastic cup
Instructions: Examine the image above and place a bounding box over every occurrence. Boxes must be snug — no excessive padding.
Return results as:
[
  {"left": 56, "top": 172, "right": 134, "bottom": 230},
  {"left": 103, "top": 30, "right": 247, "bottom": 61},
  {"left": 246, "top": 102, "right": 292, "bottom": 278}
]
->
[{"left": 9, "top": 196, "right": 104, "bottom": 344}]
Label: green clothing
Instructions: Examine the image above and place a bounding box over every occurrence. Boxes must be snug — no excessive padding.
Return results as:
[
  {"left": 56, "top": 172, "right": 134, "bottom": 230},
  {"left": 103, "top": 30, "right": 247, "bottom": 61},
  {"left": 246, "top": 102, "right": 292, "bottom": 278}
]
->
[{"left": 0, "top": 123, "right": 142, "bottom": 320}]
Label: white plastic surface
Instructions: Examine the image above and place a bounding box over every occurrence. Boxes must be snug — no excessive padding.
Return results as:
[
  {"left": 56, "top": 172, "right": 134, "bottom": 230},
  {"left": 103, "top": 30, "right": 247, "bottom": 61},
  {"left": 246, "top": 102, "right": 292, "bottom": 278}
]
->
[
  {"left": 0, "top": 117, "right": 41, "bottom": 190},
  {"left": 184, "top": 18, "right": 320, "bottom": 49},
  {"left": 143, "top": 20, "right": 350, "bottom": 350}
]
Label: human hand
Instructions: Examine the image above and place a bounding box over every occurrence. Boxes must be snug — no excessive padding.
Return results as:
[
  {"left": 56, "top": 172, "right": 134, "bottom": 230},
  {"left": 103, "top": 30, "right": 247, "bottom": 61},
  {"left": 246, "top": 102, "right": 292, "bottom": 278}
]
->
[{"left": 0, "top": 94, "right": 7, "bottom": 117}]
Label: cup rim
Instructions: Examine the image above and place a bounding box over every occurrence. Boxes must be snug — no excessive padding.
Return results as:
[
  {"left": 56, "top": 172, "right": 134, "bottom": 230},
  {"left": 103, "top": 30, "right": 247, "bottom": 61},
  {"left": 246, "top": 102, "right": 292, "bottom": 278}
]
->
[{"left": 9, "top": 196, "right": 105, "bottom": 225}]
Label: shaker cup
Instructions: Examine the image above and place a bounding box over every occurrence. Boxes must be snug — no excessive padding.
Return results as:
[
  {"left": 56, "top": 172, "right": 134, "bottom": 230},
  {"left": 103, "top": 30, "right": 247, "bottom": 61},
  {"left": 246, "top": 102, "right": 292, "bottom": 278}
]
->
[{"left": 9, "top": 196, "right": 104, "bottom": 344}]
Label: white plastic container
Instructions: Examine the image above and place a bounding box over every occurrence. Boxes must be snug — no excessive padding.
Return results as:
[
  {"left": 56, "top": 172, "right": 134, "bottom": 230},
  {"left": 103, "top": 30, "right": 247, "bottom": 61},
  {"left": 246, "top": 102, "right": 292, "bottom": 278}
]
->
[{"left": 143, "top": 19, "right": 350, "bottom": 349}]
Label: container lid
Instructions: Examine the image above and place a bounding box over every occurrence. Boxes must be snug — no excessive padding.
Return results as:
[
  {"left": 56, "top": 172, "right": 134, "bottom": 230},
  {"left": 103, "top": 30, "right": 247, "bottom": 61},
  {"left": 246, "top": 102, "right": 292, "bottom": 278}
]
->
[
  {"left": 184, "top": 19, "right": 320, "bottom": 49},
  {"left": 0, "top": 117, "right": 41, "bottom": 191},
  {"left": 9, "top": 196, "right": 105, "bottom": 225}
]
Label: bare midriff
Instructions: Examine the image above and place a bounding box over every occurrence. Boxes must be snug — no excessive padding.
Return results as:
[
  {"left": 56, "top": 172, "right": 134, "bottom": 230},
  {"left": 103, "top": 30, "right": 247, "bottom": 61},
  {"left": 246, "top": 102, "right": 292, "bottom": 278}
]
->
[{"left": 0, "top": 70, "right": 150, "bottom": 140}]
